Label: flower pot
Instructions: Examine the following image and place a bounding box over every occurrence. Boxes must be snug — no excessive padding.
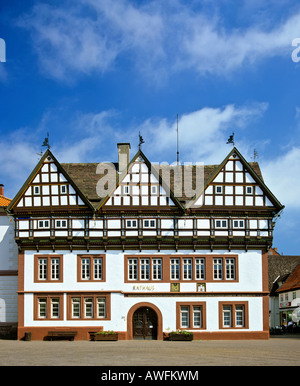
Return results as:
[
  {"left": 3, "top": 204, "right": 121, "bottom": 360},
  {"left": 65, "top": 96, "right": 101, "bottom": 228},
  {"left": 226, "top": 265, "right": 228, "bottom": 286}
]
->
[
  {"left": 93, "top": 333, "right": 118, "bottom": 341},
  {"left": 169, "top": 333, "right": 193, "bottom": 341}
]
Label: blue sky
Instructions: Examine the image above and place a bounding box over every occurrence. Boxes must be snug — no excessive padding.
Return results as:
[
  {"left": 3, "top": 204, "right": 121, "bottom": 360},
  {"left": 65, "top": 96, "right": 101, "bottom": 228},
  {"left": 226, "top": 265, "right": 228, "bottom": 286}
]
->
[{"left": 1, "top": 0, "right": 300, "bottom": 254}]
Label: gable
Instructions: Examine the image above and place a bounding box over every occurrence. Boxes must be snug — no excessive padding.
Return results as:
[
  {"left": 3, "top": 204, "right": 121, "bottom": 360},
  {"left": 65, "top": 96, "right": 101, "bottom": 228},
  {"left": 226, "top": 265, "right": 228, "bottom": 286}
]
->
[
  {"left": 8, "top": 150, "right": 93, "bottom": 212},
  {"left": 98, "top": 151, "right": 183, "bottom": 210},
  {"left": 192, "top": 148, "right": 284, "bottom": 210}
]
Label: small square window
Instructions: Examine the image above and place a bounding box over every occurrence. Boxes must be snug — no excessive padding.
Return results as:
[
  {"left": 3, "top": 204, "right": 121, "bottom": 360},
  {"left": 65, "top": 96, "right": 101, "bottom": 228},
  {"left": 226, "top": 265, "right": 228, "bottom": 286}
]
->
[
  {"left": 34, "top": 186, "right": 40, "bottom": 195},
  {"left": 126, "top": 220, "right": 137, "bottom": 228},
  {"left": 216, "top": 220, "right": 227, "bottom": 228},
  {"left": 246, "top": 186, "right": 253, "bottom": 194},
  {"left": 216, "top": 186, "right": 223, "bottom": 194},
  {"left": 60, "top": 185, "right": 67, "bottom": 194},
  {"left": 151, "top": 186, "right": 158, "bottom": 195}
]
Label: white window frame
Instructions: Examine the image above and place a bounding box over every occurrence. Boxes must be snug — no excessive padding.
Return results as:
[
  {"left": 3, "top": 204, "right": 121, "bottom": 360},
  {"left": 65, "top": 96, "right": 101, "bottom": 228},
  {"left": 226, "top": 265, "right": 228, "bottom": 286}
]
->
[
  {"left": 215, "top": 219, "right": 228, "bottom": 228},
  {"left": 180, "top": 306, "right": 189, "bottom": 328},
  {"left": 215, "top": 186, "right": 223, "bottom": 194},
  {"left": 51, "top": 258, "right": 60, "bottom": 280},
  {"left": 183, "top": 258, "right": 192, "bottom": 280},
  {"left": 246, "top": 186, "right": 253, "bottom": 195},
  {"left": 152, "top": 258, "right": 162, "bottom": 280},
  {"left": 225, "top": 258, "right": 235, "bottom": 280},
  {"left": 195, "top": 258, "right": 205, "bottom": 280},
  {"left": 223, "top": 305, "right": 232, "bottom": 328},
  {"left": 143, "top": 219, "right": 156, "bottom": 228},
  {"left": 128, "top": 258, "right": 138, "bottom": 280},
  {"left": 72, "top": 298, "right": 81, "bottom": 318},
  {"left": 51, "top": 298, "right": 60, "bottom": 319},
  {"left": 55, "top": 219, "right": 67, "bottom": 228},
  {"left": 97, "top": 298, "right": 106, "bottom": 318},
  {"left": 34, "top": 186, "right": 41, "bottom": 195},
  {"left": 38, "top": 258, "right": 47, "bottom": 280},
  {"left": 213, "top": 258, "right": 223, "bottom": 280},
  {"left": 170, "top": 258, "right": 180, "bottom": 280},
  {"left": 193, "top": 306, "right": 202, "bottom": 328},
  {"left": 94, "top": 258, "right": 103, "bottom": 280},
  {"left": 126, "top": 219, "right": 138, "bottom": 228},
  {"left": 140, "top": 259, "right": 150, "bottom": 280},
  {"left": 38, "top": 220, "right": 50, "bottom": 228},
  {"left": 38, "top": 298, "right": 47, "bottom": 318},
  {"left": 81, "top": 258, "right": 90, "bottom": 280},
  {"left": 233, "top": 219, "right": 244, "bottom": 228}
]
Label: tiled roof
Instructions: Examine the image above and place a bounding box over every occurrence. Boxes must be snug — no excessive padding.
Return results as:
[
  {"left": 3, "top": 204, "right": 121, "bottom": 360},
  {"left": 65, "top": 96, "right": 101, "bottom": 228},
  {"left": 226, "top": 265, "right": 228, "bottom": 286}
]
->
[
  {"left": 0, "top": 195, "right": 11, "bottom": 207},
  {"left": 268, "top": 255, "right": 300, "bottom": 294},
  {"left": 61, "top": 161, "right": 263, "bottom": 203},
  {"left": 276, "top": 264, "right": 300, "bottom": 293}
]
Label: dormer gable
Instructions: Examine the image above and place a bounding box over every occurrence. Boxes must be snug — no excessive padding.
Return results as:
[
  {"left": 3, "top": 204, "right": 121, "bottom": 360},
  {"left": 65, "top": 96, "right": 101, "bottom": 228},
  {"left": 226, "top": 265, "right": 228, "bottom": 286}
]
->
[{"left": 7, "top": 149, "right": 94, "bottom": 213}]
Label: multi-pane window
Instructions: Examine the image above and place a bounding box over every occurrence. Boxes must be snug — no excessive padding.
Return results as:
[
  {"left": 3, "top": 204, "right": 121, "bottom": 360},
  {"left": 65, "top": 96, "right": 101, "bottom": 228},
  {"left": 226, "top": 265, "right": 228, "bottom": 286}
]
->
[
  {"left": 128, "top": 258, "right": 138, "bottom": 280},
  {"left": 36, "top": 255, "right": 62, "bottom": 282},
  {"left": 78, "top": 255, "right": 105, "bottom": 282},
  {"left": 177, "top": 303, "right": 205, "bottom": 330},
  {"left": 70, "top": 295, "right": 108, "bottom": 320},
  {"left": 213, "top": 258, "right": 223, "bottom": 280},
  {"left": 183, "top": 259, "right": 192, "bottom": 280},
  {"left": 126, "top": 255, "right": 237, "bottom": 283},
  {"left": 38, "top": 298, "right": 47, "bottom": 318},
  {"left": 180, "top": 306, "right": 189, "bottom": 328},
  {"left": 81, "top": 258, "right": 90, "bottom": 280},
  {"left": 38, "top": 220, "right": 50, "bottom": 228},
  {"left": 35, "top": 295, "right": 62, "bottom": 320},
  {"left": 143, "top": 219, "right": 156, "bottom": 228},
  {"left": 55, "top": 219, "right": 67, "bottom": 228},
  {"left": 220, "top": 302, "right": 247, "bottom": 329},
  {"left": 51, "top": 298, "right": 60, "bottom": 318},
  {"left": 97, "top": 298, "right": 106, "bottom": 318},
  {"left": 126, "top": 220, "right": 137, "bottom": 228},
  {"left": 38, "top": 258, "right": 47, "bottom": 280},
  {"left": 140, "top": 259, "right": 150, "bottom": 280},
  {"left": 195, "top": 258, "right": 205, "bottom": 280},
  {"left": 223, "top": 305, "right": 232, "bottom": 327},
  {"left": 51, "top": 258, "right": 60, "bottom": 280},
  {"left": 84, "top": 298, "right": 93, "bottom": 318},
  {"left": 94, "top": 258, "right": 102, "bottom": 280},
  {"left": 233, "top": 220, "right": 244, "bottom": 228},
  {"left": 170, "top": 258, "right": 180, "bottom": 280},
  {"left": 215, "top": 220, "right": 227, "bottom": 228},
  {"left": 225, "top": 258, "right": 235, "bottom": 280},
  {"left": 152, "top": 259, "right": 162, "bottom": 280}
]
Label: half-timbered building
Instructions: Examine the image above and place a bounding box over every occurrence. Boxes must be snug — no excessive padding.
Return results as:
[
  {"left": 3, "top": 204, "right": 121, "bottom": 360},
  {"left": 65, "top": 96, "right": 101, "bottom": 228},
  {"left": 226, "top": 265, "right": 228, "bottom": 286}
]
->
[{"left": 7, "top": 143, "right": 284, "bottom": 340}]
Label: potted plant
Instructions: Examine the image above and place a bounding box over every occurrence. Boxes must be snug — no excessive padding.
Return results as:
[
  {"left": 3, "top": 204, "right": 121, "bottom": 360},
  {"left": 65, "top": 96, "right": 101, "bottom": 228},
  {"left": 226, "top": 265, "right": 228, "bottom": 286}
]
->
[
  {"left": 90, "top": 330, "right": 118, "bottom": 341},
  {"left": 168, "top": 330, "right": 193, "bottom": 341}
]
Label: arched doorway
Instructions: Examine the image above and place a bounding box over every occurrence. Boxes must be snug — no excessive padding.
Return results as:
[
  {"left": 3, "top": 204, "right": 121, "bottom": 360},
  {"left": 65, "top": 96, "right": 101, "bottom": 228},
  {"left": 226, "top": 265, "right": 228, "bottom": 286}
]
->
[
  {"left": 127, "top": 302, "right": 163, "bottom": 340},
  {"left": 133, "top": 307, "right": 157, "bottom": 340}
]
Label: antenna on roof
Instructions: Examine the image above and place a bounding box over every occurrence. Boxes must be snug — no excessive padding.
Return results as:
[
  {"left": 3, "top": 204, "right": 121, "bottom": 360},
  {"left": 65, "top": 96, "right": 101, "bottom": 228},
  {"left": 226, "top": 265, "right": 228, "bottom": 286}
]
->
[
  {"left": 138, "top": 131, "right": 144, "bottom": 150},
  {"left": 226, "top": 132, "right": 235, "bottom": 147},
  {"left": 177, "top": 113, "right": 179, "bottom": 165},
  {"left": 42, "top": 132, "right": 50, "bottom": 150},
  {"left": 252, "top": 149, "right": 258, "bottom": 162}
]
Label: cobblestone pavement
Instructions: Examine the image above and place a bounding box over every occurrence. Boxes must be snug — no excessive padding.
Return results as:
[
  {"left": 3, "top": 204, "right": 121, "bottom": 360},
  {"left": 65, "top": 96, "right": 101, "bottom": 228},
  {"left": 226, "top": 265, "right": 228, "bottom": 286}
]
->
[{"left": 0, "top": 336, "right": 299, "bottom": 367}]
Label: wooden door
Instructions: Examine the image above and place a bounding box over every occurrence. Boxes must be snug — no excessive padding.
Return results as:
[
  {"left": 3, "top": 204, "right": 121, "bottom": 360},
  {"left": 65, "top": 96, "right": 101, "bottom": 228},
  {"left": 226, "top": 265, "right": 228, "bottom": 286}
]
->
[{"left": 133, "top": 307, "right": 157, "bottom": 340}]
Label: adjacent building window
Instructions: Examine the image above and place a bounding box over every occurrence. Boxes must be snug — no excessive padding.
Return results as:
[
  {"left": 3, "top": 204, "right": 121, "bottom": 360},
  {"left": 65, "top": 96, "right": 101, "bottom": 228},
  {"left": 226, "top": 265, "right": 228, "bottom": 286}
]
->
[
  {"left": 34, "top": 255, "right": 63, "bottom": 283},
  {"left": 77, "top": 255, "right": 105, "bottom": 282}
]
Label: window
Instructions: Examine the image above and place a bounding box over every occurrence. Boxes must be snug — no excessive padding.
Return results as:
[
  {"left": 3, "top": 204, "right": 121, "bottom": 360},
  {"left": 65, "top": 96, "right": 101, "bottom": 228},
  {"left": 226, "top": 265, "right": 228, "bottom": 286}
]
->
[
  {"left": 140, "top": 259, "right": 150, "bottom": 280},
  {"left": 219, "top": 302, "right": 248, "bottom": 329},
  {"left": 68, "top": 294, "right": 110, "bottom": 320},
  {"left": 216, "top": 186, "right": 223, "bottom": 194},
  {"left": 60, "top": 185, "right": 67, "bottom": 194},
  {"left": 125, "top": 255, "right": 238, "bottom": 283},
  {"left": 215, "top": 220, "right": 227, "bottom": 228},
  {"left": 213, "top": 258, "right": 223, "bottom": 280},
  {"left": 180, "top": 306, "right": 189, "bottom": 328},
  {"left": 152, "top": 258, "right": 162, "bottom": 280},
  {"left": 126, "top": 219, "right": 137, "bottom": 228},
  {"left": 128, "top": 258, "right": 138, "bottom": 280},
  {"left": 151, "top": 186, "right": 158, "bottom": 195},
  {"left": 34, "top": 186, "right": 40, "bottom": 195},
  {"left": 233, "top": 220, "right": 244, "bottom": 228},
  {"left": 77, "top": 255, "right": 105, "bottom": 282},
  {"left": 183, "top": 258, "right": 192, "bottom": 280},
  {"left": 170, "top": 258, "right": 180, "bottom": 280},
  {"left": 38, "top": 220, "right": 50, "bottom": 228},
  {"left": 124, "top": 186, "right": 130, "bottom": 195},
  {"left": 34, "top": 294, "right": 63, "bottom": 320},
  {"left": 143, "top": 219, "right": 156, "bottom": 228},
  {"left": 126, "top": 256, "right": 163, "bottom": 282},
  {"left": 195, "top": 258, "right": 205, "bottom": 280},
  {"left": 176, "top": 302, "right": 206, "bottom": 330},
  {"left": 246, "top": 186, "right": 253, "bottom": 194},
  {"left": 225, "top": 258, "right": 235, "bottom": 280},
  {"left": 35, "top": 255, "right": 63, "bottom": 282},
  {"left": 55, "top": 219, "right": 67, "bottom": 228}
]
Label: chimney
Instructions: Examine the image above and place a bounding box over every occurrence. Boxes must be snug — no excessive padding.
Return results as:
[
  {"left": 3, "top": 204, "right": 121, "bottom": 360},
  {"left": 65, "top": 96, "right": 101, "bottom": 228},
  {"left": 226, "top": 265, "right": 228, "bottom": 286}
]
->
[
  {"left": 117, "top": 143, "right": 130, "bottom": 173},
  {"left": 0, "top": 184, "right": 4, "bottom": 196}
]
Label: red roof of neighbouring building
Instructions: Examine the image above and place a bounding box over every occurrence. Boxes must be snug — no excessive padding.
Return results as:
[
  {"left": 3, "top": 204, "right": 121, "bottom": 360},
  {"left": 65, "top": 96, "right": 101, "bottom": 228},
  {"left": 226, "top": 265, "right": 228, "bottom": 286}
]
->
[{"left": 276, "top": 264, "right": 300, "bottom": 293}]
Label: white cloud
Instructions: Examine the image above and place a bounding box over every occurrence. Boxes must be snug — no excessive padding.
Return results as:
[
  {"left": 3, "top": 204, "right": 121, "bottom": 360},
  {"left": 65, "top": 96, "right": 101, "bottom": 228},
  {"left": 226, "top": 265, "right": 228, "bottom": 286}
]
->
[{"left": 16, "top": 0, "right": 300, "bottom": 81}]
